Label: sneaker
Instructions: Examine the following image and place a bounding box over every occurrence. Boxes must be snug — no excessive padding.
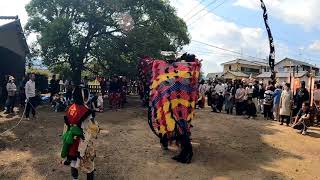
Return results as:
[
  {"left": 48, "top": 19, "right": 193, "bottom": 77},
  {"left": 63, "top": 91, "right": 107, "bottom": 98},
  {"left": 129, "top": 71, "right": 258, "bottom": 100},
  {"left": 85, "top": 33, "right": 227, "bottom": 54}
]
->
[
  {"left": 302, "top": 131, "right": 307, "bottom": 135},
  {"left": 280, "top": 122, "right": 283, "bottom": 125}
]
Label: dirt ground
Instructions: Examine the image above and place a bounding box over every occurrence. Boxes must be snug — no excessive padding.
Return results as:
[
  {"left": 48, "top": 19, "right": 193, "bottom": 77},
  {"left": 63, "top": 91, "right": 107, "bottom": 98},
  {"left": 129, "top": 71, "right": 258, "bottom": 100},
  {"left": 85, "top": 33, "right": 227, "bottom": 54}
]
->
[{"left": 0, "top": 96, "right": 319, "bottom": 180}]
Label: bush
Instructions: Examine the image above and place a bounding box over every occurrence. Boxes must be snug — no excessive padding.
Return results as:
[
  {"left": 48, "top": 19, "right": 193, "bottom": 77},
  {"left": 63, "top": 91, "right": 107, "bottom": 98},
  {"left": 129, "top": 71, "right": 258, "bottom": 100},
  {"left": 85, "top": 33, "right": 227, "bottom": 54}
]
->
[{"left": 27, "top": 69, "right": 49, "bottom": 93}]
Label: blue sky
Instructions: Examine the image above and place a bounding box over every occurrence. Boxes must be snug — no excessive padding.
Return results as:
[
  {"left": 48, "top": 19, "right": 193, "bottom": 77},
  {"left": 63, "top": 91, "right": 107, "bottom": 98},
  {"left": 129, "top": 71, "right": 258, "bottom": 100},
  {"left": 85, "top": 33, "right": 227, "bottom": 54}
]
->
[
  {"left": 170, "top": 0, "right": 320, "bottom": 73},
  {"left": 1, "top": 0, "right": 320, "bottom": 74}
]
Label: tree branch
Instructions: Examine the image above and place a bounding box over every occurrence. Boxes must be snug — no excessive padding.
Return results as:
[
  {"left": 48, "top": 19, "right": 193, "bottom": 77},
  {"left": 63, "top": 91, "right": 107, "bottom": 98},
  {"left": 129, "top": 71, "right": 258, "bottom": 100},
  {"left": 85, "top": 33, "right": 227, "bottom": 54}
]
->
[
  {"left": 83, "top": 66, "right": 100, "bottom": 76},
  {"left": 92, "top": 29, "right": 120, "bottom": 38}
]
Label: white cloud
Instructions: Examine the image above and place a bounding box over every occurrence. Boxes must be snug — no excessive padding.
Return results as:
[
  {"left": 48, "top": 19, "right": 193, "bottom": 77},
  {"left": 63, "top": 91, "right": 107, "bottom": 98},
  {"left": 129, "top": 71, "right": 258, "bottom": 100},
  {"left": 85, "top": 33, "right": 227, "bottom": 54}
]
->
[
  {"left": 171, "top": 0, "right": 277, "bottom": 74},
  {"left": 309, "top": 40, "right": 320, "bottom": 51},
  {"left": 0, "top": 0, "right": 33, "bottom": 44},
  {"left": 0, "top": 0, "right": 30, "bottom": 26},
  {"left": 233, "top": 0, "right": 320, "bottom": 30}
]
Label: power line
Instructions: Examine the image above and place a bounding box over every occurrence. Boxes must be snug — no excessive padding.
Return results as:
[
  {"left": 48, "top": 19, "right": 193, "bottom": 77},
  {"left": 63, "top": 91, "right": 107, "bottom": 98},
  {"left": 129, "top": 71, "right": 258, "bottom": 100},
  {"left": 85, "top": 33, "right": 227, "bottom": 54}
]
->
[
  {"left": 185, "top": 0, "right": 219, "bottom": 22},
  {"left": 192, "top": 39, "right": 265, "bottom": 60},
  {"left": 189, "top": 12, "right": 320, "bottom": 63},
  {"left": 183, "top": 0, "right": 207, "bottom": 19},
  {"left": 187, "top": 0, "right": 229, "bottom": 26}
]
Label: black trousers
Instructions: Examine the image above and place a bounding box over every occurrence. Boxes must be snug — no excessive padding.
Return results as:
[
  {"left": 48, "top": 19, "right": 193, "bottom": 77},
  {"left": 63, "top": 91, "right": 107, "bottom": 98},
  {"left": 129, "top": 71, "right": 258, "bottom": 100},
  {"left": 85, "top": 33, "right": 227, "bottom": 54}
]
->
[
  {"left": 5, "top": 96, "right": 16, "bottom": 112},
  {"left": 66, "top": 90, "right": 73, "bottom": 101},
  {"left": 281, "top": 115, "right": 290, "bottom": 125},
  {"left": 71, "top": 167, "right": 94, "bottom": 180},
  {"left": 293, "top": 121, "right": 308, "bottom": 132},
  {"left": 264, "top": 104, "right": 273, "bottom": 119},
  {"left": 25, "top": 97, "right": 37, "bottom": 118},
  {"left": 236, "top": 101, "right": 244, "bottom": 115}
]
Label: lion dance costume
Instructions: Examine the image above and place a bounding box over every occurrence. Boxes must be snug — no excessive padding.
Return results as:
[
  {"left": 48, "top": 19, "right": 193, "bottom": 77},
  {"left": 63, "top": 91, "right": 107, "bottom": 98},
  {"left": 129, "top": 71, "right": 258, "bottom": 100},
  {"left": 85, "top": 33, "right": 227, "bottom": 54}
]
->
[{"left": 139, "top": 54, "right": 201, "bottom": 163}]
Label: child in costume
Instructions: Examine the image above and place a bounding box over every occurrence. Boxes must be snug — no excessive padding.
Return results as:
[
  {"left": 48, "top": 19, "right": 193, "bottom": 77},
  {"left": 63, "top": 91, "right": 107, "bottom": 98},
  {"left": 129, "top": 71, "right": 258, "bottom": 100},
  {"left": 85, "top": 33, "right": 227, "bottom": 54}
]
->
[{"left": 61, "top": 87, "right": 99, "bottom": 180}]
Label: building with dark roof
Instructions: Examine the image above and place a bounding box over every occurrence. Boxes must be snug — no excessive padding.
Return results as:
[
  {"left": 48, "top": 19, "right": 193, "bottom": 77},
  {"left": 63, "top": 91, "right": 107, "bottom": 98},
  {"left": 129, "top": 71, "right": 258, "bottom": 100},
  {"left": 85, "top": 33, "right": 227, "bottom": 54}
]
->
[{"left": 0, "top": 16, "right": 29, "bottom": 81}]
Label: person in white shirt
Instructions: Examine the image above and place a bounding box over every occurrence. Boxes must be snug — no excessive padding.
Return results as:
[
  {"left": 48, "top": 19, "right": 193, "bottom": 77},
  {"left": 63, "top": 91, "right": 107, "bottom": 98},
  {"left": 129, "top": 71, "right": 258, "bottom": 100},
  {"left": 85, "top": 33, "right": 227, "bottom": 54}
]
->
[
  {"left": 198, "top": 80, "right": 207, "bottom": 108},
  {"left": 25, "top": 74, "right": 37, "bottom": 119},
  {"left": 4, "top": 76, "right": 17, "bottom": 114},
  {"left": 235, "top": 84, "right": 246, "bottom": 115},
  {"left": 214, "top": 82, "right": 225, "bottom": 95}
]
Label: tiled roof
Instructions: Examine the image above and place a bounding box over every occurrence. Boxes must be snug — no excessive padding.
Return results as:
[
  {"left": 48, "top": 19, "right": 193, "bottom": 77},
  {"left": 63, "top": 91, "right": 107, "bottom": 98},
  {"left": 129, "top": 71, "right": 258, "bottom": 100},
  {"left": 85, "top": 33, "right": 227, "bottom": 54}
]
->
[
  {"left": 206, "top": 72, "right": 223, "bottom": 78},
  {"left": 0, "top": 19, "right": 29, "bottom": 56},
  {"left": 276, "top": 58, "right": 318, "bottom": 68},
  {"left": 221, "top": 59, "right": 268, "bottom": 67}
]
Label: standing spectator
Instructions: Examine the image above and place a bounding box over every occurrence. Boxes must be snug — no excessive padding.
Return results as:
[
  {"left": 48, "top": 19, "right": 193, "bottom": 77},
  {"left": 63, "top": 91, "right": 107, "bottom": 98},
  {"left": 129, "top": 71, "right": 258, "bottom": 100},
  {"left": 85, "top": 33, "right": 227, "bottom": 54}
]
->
[
  {"left": 99, "top": 77, "right": 106, "bottom": 95},
  {"left": 0, "top": 75, "right": 8, "bottom": 111},
  {"left": 246, "top": 97, "right": 257, "bottom": 119},
  {"left": 109, "top": 76, "right": 121, "bottom": 111},
  {"left": 25, "top": 74, "right": 37, "bottom": 119},
  {"left": 263, "top": 86, "right": 274, "bottom": 120},
  {"left": 280, "top": 83, "right": 292, "bottom": 126},
  {"left": 214, "top": 81, "right": 225, "bottom": 95},
  {"left": 19, "top": 75, "right": 28, "bottom": 107},
  {"left": 273, "top": 84, "right": 282, "bottom": 121},
  {"left": 295, "top": 81, "right": 309, "bottom": 115},
  {"left": 4, "top": 76, "right": 17, "bottom": 114},
  {"left": 65, "top": 80, "right": 73, "bottom": 102},
  {"left": 198, "top": 80, "right": 207, "bottom": 109},
  {"left": 120, "top": 77, "right": 128, "bottom": 106},
  {"left": 49, "top": 75, "right": 59, "bottom": 103},
  {"left": 258, "top": 82, "right": 265, "bottom": 114},
  {"left": 246, "top": 83, "right": 254, "bottom": 99},
  {"left": 59, "top": 79, "right": 64, "bottom": 92},
  {"left": 206, "top": 81, "right": 214, "bottom": 107},
  {"left": 235, "top": 84, "right": 246, "bottom": 115},
  {"left": 252, "top": 81, "right": 260, "bottom": 111},
  {"left": 313, "top": 83, "right": 320, "bottom": 107},
  {"left": 224, "top": 85, "right": 234, "bottom": 114}
]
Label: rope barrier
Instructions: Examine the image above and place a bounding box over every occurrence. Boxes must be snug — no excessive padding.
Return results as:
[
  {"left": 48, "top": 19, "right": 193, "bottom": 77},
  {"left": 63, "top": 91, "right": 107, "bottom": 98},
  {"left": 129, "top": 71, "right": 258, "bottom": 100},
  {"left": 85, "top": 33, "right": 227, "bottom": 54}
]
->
[{"left": 0, "top": 100, "right": 37, "bottom": 136}]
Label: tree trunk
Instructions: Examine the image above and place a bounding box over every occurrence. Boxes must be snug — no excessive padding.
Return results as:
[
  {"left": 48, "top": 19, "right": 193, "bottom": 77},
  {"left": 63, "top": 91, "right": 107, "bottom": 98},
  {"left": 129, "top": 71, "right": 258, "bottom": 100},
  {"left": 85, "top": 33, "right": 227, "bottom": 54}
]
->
[{"left": 72, "top": 67, "right": 82, "bottom": 86}]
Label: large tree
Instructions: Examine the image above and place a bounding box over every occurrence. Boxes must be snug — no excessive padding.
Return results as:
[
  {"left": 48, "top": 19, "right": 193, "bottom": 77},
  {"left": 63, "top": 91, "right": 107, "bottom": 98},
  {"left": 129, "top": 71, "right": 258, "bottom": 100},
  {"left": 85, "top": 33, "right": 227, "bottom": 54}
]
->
[{"left": 25, "top": 0, "right": 189, "bottom": 84}]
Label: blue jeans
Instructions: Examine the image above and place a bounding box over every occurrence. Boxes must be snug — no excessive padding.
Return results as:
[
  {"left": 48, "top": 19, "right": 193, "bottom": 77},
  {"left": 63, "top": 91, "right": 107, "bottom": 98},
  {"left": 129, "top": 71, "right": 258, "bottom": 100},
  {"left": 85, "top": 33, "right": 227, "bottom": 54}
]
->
[{"left": 5, "top": 96, "right": 16, "bottom": 112}]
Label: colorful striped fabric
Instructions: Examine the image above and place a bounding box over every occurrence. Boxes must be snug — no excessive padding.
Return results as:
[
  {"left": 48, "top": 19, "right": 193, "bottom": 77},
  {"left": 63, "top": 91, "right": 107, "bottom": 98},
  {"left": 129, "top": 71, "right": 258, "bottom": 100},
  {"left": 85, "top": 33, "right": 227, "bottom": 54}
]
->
[
  {"left": 149, "top": 60, "right": 201, "bottom": 138},
  {"left": 138, "top": 57, "right": 154, "bottom": 104}
]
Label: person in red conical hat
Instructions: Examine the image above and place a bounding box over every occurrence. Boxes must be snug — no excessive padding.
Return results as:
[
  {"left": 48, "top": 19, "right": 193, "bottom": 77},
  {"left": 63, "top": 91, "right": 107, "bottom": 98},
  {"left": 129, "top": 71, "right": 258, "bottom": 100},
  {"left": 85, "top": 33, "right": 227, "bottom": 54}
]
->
[{"left": 61, "top": 86, "right": 99, "bottom": 180}]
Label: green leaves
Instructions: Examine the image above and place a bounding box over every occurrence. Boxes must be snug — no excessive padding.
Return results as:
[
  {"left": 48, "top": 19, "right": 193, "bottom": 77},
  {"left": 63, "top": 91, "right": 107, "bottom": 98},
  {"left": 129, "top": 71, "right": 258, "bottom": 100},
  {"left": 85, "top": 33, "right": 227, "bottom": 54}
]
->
[{"left": 26, "top": 0, "right": 190, "bottom": 81}]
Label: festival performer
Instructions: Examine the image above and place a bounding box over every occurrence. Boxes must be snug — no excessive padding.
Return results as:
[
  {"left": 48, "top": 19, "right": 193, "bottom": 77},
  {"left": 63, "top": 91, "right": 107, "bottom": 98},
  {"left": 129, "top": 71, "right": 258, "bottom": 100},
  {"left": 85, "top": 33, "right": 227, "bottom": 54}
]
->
[
  {"left": 109, "top": 76, "right": 121, "bottom": 111},
  {"left": 61, "top": 86, "right": 99, "bottom": 180},
  {"left": 148, "top": 53, "right": 201, "bottom": 164}
]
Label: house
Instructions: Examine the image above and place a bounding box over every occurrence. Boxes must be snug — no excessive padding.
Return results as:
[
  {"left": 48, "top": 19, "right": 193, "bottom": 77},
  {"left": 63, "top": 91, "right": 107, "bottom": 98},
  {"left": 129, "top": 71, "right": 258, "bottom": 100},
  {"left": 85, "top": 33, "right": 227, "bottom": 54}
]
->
[
  {"left": 206, "top": 72, "right": 223, "bottom": 79},
  {"left": 256, "top": 58, "right": 320, "bottom": 92},
  {"left": 220, "top": 58, "right": 269, "bottom": 80},
  {"left": 275, "top": 58, "right": 319, "bottom": 75},
  {"left": 0, "top": 16, "right": 29, "bottom": 81}
]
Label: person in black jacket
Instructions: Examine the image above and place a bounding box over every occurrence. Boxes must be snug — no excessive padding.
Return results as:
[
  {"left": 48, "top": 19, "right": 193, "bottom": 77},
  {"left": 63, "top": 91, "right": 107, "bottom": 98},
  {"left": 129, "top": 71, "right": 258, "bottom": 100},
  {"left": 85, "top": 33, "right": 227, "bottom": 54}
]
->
[
  {"left": 258, "top": 82, "right": 265, "bottom": 114},
  {"left": 295, "top": 81, "right": 310, "bottom": 116},
  {"left": 49, "top": 75, "right": 60, "bottom": 103}
]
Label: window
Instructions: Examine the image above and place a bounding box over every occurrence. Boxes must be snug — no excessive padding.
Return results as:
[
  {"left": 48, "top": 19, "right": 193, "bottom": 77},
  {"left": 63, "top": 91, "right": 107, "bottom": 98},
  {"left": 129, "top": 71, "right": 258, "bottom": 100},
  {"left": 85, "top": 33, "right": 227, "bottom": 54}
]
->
[
  {"left": 241, "top": 67, "right": 260, "bottom": 73},
  {"left": 229, "top": 65, "right": 231, "bottom": 70}
]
